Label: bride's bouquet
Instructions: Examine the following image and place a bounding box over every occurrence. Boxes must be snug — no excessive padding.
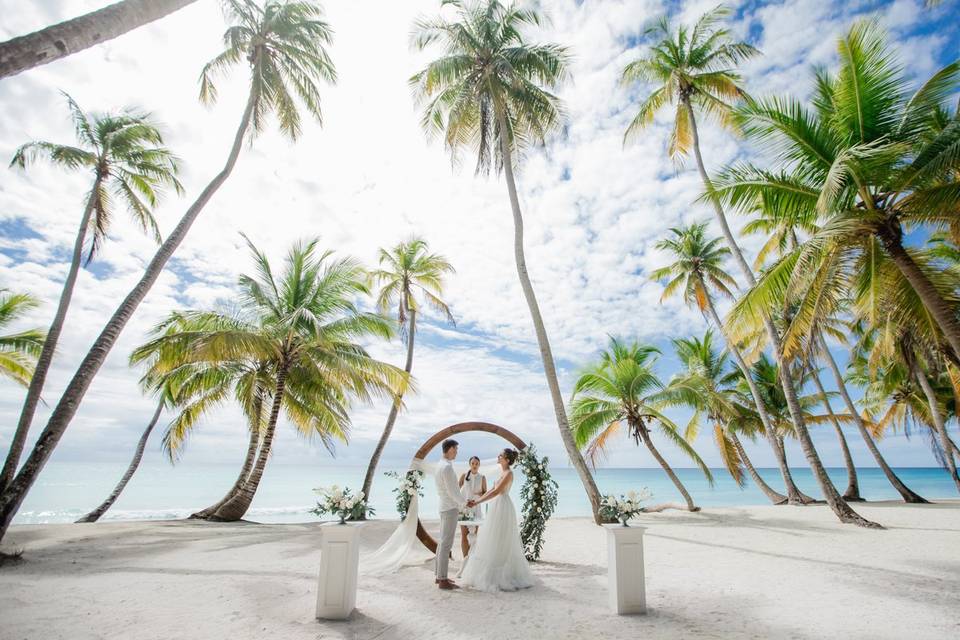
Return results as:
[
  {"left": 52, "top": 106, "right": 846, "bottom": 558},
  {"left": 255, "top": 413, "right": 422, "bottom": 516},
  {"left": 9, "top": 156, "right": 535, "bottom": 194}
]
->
[
  {"left": 311, "top": 485, "right": 373, "bottom": 524},
  {"left": 384, "top": 469, "right": 424, "bottom": 518},
  {"left": 599, "top": 488, "right": 652, "bottom": 526}
]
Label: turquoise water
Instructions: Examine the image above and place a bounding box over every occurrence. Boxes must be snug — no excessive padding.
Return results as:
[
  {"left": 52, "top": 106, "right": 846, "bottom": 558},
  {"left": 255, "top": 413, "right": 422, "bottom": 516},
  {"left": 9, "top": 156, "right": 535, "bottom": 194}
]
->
[{"left": 11, "top": 462, "right": 959, "bottom": 525}]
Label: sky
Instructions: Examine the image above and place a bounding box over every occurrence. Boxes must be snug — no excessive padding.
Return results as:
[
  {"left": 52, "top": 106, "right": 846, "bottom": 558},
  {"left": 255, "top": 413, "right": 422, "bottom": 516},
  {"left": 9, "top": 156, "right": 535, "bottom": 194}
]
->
[{"left": 1, "top": 0, "right": 959, "bottom": 479}]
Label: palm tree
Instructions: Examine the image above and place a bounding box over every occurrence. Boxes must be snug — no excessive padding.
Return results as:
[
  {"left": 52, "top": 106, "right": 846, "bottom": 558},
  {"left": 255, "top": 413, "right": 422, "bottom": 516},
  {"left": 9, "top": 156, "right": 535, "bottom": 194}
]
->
[
  {"left": 410, "top": 0, "right": 603, "bottom": 521},
  {"left": 651, "top": 223, "right": 805, "bottom": 503},
  {"left": 2, "top": 95, "right": 182, "bottom": 493},
  {"left": 0, "top": 0, "right": 337, "bottom": 541},
  {"left": 0, "top": 0, "right": 200, "bottom": 79},
  {"left": 629, "top": 8, "right": 875, "bottom": 527},
  {"left": 661, "top": 331, "right": 786, "bottom": 501},
  {"left": 570, "top": 338, "right": 712, "bottom": 512},
  {"left": 0, "top": 290, "right": 45, "bottom": 388},
  {"left": 360, "top": 237, "right": 454, "bottom": 502},
  {"left": 135, "top": 238, "right": 406, "bottom": 521},
  {"left": 715, "top": 22, "right": 960, "bottom": 362}
]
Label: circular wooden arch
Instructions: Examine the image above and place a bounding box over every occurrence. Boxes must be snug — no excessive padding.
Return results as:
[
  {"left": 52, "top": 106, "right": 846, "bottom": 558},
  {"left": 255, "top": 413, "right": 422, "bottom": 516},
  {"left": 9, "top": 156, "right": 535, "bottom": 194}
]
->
[{"left": 413, "top": 421, "right": 526, "bottom": 553}]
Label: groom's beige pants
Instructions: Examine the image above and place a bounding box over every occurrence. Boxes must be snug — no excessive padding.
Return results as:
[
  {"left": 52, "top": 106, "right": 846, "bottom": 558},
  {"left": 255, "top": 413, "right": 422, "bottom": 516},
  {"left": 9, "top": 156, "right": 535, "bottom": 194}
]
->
[{"left": 435, "top": 508, "right": 458, "bottom": 580}]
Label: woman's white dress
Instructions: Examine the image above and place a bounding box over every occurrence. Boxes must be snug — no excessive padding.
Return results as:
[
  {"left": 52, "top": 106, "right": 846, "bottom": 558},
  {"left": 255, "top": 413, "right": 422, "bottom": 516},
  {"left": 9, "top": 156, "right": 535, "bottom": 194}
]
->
[
  {"left": 460, "top": 472, "right": 485, "bottom": 521},
  {"left": 460, "top": 473, "right": 535, "bottom": 592}
]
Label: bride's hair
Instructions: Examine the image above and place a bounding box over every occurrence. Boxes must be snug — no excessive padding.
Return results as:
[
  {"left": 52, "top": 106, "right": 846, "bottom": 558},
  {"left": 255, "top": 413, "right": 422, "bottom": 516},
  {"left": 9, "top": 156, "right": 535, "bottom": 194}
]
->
[{"left": 502, "top": 448, "right": 518, "bottom": 467}]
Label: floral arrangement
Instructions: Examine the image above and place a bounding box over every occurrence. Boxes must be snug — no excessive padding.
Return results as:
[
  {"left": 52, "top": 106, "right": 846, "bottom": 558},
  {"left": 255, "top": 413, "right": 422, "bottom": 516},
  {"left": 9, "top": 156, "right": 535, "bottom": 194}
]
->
[
  {"left": 518, "top": 444, "right": 558, "bottom": 561},
  {"left": 384, "top": 469, "right": 424, "bottom": 519},
  {"left": 599, "top": 489, "right": 652, "bottom": 526},
  {"left": 311, "top": 485, "right": 373, "bottom": 524}
]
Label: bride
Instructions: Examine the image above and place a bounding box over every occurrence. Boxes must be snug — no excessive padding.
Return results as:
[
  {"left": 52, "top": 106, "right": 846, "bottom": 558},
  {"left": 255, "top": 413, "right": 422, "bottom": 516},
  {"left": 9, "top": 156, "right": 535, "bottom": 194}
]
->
[{"left": 460, "top": 448, "right": 536, "bottom": 592}]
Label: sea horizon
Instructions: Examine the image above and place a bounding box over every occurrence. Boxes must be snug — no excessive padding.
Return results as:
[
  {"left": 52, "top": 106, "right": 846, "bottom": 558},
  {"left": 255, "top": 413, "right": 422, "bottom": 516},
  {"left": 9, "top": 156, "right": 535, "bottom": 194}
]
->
[{"left": 13, "top": 461, "right": 959, "bottom": 525}]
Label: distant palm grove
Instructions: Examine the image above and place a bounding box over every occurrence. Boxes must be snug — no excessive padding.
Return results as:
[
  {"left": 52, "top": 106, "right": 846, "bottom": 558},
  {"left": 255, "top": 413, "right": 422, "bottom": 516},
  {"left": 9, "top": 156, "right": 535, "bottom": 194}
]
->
[{"left": 1, "top": 0, "right": 959, "bottom": 543}]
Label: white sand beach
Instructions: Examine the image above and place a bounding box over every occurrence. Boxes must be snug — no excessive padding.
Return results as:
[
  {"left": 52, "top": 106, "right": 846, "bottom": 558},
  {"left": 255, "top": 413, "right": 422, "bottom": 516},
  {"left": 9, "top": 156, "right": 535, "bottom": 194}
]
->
[{"left": 1, "top": 502, "right": 958, "bottom": 640}]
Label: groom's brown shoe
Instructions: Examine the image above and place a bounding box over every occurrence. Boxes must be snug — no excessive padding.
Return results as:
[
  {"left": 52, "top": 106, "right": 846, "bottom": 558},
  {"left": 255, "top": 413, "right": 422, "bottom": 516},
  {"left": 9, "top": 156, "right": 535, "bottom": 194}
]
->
[{"left": 437, "top": 579, "right": 460, "bottom": 590}]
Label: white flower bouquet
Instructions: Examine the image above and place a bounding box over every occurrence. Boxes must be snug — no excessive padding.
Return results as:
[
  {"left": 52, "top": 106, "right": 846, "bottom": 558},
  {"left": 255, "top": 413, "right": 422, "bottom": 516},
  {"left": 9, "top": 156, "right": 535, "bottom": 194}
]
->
[
  {"left": 385, "top": 469, "right": 424, "bottom": 518},
  {"left": 311, "top": 484, "right": 373, "bottom": 524},
  {"left": 599, "top": 488, "right": 652, "bottom": 526}
]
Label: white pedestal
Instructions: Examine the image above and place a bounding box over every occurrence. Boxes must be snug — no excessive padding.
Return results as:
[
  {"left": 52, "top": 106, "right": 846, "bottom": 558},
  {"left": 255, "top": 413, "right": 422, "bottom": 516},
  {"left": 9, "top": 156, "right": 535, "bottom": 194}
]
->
[
  {"left": 316, "top": 522, "right": 362, "bottom": 620},
  {"left": 605, "top": 524, "right": 647, "bottom": 615}
]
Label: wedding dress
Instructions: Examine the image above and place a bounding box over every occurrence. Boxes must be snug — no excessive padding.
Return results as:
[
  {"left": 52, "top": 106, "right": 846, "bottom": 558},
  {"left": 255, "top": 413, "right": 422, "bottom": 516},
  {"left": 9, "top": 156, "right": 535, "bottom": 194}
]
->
[{"left": 460, "top": 473, "right": 535, "bottom": 592}]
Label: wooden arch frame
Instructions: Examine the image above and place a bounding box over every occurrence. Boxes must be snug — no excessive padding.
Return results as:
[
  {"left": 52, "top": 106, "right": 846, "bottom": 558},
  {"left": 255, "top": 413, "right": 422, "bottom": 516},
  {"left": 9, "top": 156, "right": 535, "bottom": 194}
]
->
[{"left": 413, "top": 421, "right": 526, "bottom": 553}]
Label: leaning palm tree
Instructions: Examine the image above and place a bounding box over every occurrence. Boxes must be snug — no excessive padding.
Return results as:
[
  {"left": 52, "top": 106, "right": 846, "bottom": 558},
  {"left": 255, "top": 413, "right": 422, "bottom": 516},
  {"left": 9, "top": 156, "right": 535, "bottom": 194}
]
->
[
  {"left": 651, "top": 223, "right": 805, "bottom": 503},
  {"left": 630, "top": 8, "right": 875, "bottom": 526},
  {"left": 0, "top": 0, "right": 200, "bottom": 79},
  {"left": 0, "top": 0, "right": 337, "bottom": 541},
  {"left": 570, "top": 337, "right": 712, "bottom": 512},
  {"left": 661, "top": 331, "right": 786, "bottom": 502},
  {"left": 360, "top": 237, "right": 454, "bottom": 501},
  {"left": 0, "top": 290, "right": 45, "bottom": 388},
  {"left": 410, "top": 0, "right": 603, "bottom": 521},
  {"left": 134, "top": 238, "right": 406, "bottom": 521},
  {"left": 2, "top": 95, "right": 181, "bottom": 493}
]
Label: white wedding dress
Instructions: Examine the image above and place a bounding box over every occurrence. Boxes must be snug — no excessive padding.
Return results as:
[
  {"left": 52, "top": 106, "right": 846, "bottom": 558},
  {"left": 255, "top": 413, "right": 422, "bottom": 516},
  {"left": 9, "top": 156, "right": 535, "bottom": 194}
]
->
[{"left": 460, "top": 472, "right": 535, "bottom": 592}]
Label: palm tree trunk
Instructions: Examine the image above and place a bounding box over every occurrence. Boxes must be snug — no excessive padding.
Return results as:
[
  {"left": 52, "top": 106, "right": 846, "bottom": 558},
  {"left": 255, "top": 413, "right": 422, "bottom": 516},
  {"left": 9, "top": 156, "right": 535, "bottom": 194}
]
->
[
  {"left": 729, "top": 431, "right": 786, "bottom": 503},
  {"left": 75, "top": 398, "right": 163, "bottom": 523},
  {"left": 0, "top": 186, "right": 98, "bottom": 493},
  {"left": 636, "top": 424, "right": 698, "bottom": 512},
  {"left": 190, "top": 424, "right": 260, "bottom": 520},
  {"left": 0, "top": 0, "right": 198, "bottom": 79},
  {"left": 820, "top": 343, "right": 928, "bottom": 503},
  {"left": 212, "top": 365, "right": 288, "bottom": 521},
  {"left": 912, "top": 364, "right": 960, "bottom": 493},
  {"left": 701, "top": 280, "right": 804, "bottom": 504},
  {"left": 496, "top": 109, "right": 602, "bottom": 523},
  {"left": 685, "top": 100, "right": 879, "bottom": 528},
  {"left": 0, "top": 89, "right": 258, "bottom": 542},
  {"left": 879, "top": 230, "right": 960, "bottom": 363},
  {"left": 808, "top": 365, "right": 862, "bottom": 501},
  {"left": 361, "top": 310, "right": 416, "bottom": 502}
]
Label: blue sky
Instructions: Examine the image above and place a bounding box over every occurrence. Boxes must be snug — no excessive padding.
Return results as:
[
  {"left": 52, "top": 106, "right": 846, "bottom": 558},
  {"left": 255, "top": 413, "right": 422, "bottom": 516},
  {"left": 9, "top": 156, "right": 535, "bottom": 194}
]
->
[{"left": 1, "top": 0, "right": 959, "bottom": 478}]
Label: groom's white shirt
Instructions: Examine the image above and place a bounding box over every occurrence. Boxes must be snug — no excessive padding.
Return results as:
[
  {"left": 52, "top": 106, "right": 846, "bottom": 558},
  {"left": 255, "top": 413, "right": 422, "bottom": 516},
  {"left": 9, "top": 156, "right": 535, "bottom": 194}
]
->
[{"left": 436, "top": 460, "right": 467, "bottom": 513}]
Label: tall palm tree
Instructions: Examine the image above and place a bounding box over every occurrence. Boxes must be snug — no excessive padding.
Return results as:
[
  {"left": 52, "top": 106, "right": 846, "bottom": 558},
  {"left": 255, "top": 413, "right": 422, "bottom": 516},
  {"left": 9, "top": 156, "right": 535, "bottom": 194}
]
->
[
  {"left": 2, "top": 95, "right": 182, "bottom": 493},
  {"left": 651, "top": 223, "right": 805, "bottom": 503},
  {"left": 0, "top": 0, "right": 200, "bottom": 79},
  {"left": 661, "top": 331, "right": 786, "bottom": 501},
  {"left": 410, "top": 0, "right": 603, "bottom": 521},
  {"left": 134, "top": 238, "right": 406, "bottom": 521},
  {"left": 0, "top": 0, "right": 337, "bottom": 541},
  {"left": 0, "top": 290, "right": 45, "bottom": 388},
  {"left": 629, "top": 8, "right": 875, "bottom": 526},
  {"left": 360, "top": 237, "right": 454, "bottom": 501},
  {"left": 570, "top": 338, "right": 712, "bottom": 512}
]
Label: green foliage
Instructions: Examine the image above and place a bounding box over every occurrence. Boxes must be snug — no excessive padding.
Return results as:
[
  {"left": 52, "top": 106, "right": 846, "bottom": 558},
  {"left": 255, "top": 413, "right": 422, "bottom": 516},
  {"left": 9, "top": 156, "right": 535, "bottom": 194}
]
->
[
  {"left": 384, "top": 469, "right": 424, "bottom": 519},
  {"left": 0, "top": 289, "right": 45, "bottom": 388},
  {"left": 517, "top": 444, "right": 557, "bottom": 561}
]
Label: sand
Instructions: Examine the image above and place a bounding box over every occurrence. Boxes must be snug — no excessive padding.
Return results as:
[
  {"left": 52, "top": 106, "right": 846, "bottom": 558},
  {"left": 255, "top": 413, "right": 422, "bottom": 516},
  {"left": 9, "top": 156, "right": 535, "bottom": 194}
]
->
[{"left": 1, "top": 502, "right": 958, "bottom": 640}]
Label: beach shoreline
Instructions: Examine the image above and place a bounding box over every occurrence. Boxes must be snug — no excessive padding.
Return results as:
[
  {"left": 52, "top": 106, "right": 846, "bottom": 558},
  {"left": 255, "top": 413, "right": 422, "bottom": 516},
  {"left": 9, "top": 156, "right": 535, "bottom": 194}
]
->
[{"left": 2, "top": 501, "right": 958, "bottom": 639}]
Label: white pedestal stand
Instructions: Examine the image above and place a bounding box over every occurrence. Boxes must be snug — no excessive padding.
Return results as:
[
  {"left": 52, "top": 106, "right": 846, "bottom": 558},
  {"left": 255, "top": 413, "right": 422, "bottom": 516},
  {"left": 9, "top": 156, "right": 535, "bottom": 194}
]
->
[
  {"left": 604, "top": 524, "right": 647, "bottom": 615},
  {"left": 316, "top": 522, "right": 362, "bottom": 620}
]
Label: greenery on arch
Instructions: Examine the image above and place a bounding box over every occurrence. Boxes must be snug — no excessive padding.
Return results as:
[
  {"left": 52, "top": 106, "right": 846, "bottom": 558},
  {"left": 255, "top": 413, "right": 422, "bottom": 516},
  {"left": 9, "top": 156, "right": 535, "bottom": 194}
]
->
[{"left": 518, "top": 444, "right": 558, "bottom": 561}]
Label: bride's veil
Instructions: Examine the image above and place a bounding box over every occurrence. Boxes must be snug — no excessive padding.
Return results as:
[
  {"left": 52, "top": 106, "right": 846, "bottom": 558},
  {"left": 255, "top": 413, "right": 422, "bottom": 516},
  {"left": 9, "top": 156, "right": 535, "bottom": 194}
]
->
[{"left": 361, "top": 456, "right": 500, "bottom": 576}]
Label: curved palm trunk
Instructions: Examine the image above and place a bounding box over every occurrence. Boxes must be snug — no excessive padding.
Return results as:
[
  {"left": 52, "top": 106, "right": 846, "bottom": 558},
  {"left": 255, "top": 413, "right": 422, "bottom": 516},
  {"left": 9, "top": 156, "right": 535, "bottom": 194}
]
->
[
  {"left": 636, "top": 424, "right": 698, "bottom": 512},
  {"left": 701, "top": 282, "right": 804, "bottom": 503},
  {"left": 0, "top": 187, "right": 98, "bottom": 492},
  {"left": 729, "top": 431, "right": 786, "bottom": 503},
  {"left": 685, "top": 101, "right": 879, "bottom": 528},
  {"left": 0, "top": 89, "right": 258, "bottom": 542},
  {"left": 880, "top": 232, "right": 960, "bottom": 364},
  {"left": 213, "top": 366, "right": 288, "bottom": 521},
  {"left": 0, "top": 0, "right": 198, "bottom": 79},
  {"left": 361, "top": 310, "right": 415, "bottom": 502},
  {"left": 190, "top": 425, "right": 260, "bottom": 520},
  {"left": 496, "top": 110, "right": 602, "bottom": 523},
  {"left": 820, "top": 344, "right": 928, "bottom": 503},
  {"left": 808, "top": 366, "right": 862, "bottom": 501},
  {"left": 912, "top": 365, "right": 960, "bottom": 493},
  {"left": 76, "top": 398, "right": 163, "bottom": 523}
]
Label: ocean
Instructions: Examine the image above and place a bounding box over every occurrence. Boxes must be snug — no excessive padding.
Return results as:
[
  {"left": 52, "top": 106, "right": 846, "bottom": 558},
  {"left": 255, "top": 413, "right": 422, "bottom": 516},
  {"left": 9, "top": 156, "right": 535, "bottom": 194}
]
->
[{"left": 11, "top": 462, "right": 959, "bottom": 525}]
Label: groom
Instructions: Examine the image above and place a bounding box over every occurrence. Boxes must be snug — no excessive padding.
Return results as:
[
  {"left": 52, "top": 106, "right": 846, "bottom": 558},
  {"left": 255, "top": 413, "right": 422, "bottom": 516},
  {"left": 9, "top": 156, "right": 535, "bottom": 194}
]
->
[{"left": 434, "top": 439, "right": 475, "bottom": 590}]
